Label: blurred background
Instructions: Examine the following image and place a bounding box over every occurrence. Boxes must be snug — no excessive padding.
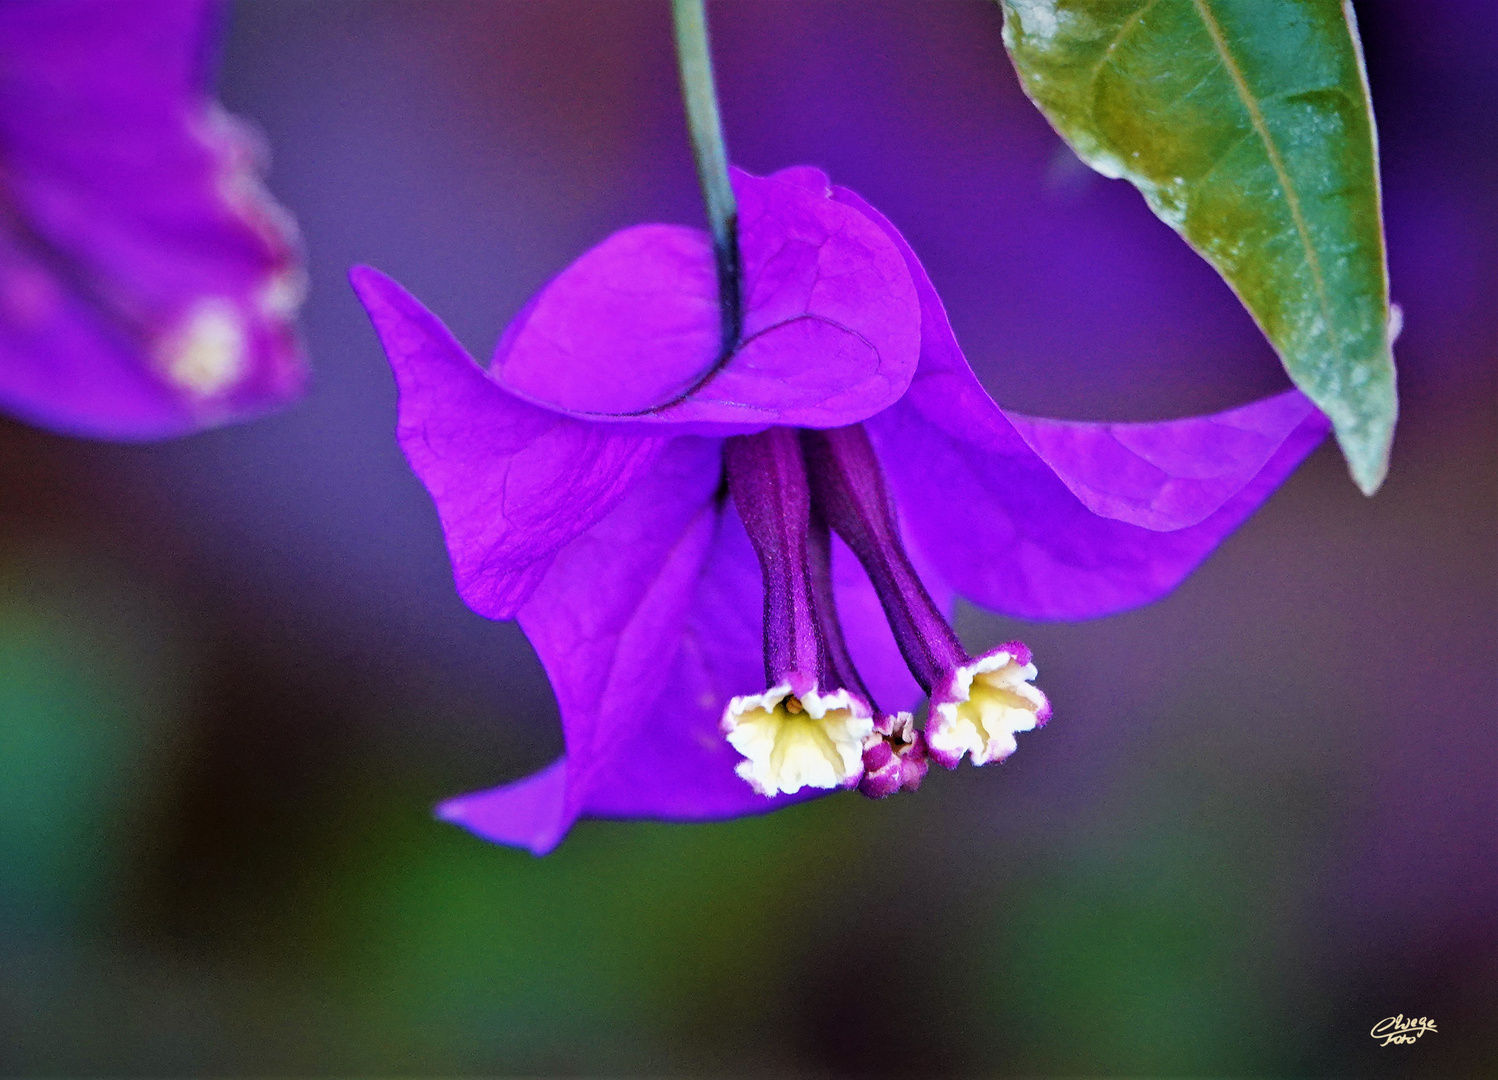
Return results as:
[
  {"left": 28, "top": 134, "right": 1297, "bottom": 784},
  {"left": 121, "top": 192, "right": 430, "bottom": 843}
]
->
[{"left": 0, "top": 1, "right": 1493, "bottom": 1075}]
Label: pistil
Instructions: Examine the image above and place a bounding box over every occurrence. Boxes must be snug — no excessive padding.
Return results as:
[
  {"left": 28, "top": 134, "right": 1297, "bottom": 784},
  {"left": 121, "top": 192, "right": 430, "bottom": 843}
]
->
[{"left": 859, "top": 712, "right": 929, "bottom": 798}]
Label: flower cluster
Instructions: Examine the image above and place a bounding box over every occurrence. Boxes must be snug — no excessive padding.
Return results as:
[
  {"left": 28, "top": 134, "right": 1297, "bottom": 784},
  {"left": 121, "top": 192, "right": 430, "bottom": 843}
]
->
[{"left": 353, "top": 166, "right": 1329, "bottom": 854}]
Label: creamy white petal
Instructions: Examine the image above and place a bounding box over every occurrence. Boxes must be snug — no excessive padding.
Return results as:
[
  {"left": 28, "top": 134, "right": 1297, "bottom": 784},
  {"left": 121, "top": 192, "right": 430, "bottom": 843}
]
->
[
  {"left": 722, "top": 683, "right": 873, "bottom": 796},
  {"left": 927, "top": 647, "right": 1048, "bottom": 767}
]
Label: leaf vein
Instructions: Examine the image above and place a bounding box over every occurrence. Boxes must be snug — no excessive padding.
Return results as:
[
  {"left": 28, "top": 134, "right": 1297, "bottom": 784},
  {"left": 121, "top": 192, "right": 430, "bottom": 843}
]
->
[
  {"left": 1085, "top": 0, "right": 1165, "bottom": 88},
  {"left": 1189, "top": 0, "right": 1334, "bottom": 339}
]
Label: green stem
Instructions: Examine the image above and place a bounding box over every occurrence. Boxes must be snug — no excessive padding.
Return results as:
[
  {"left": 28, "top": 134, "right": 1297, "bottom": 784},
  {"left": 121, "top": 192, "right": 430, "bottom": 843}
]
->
[{"left": 672, "top": 0, "right": 741, "bottom": 351}]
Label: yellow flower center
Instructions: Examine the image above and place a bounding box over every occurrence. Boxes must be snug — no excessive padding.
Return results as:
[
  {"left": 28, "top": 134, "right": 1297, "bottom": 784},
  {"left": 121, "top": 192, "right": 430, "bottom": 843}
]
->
[
  {"left": 723, "top": 684, "right": 872, "bottom": 796},
  {"left": 928, "top": 650, "right": 1046, "bottom": 766}
]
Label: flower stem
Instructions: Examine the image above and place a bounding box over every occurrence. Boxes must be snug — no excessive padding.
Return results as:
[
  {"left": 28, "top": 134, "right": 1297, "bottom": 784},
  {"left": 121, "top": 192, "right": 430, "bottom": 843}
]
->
[{"left": 671, "top": 0, "right": 742, "bottom": 351}]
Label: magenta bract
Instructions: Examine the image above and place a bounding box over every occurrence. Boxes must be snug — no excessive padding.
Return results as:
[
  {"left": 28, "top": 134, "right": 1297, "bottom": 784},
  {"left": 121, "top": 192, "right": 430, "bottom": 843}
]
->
[{"left": 352, "top": 166, "right": 1329, "bottom": 854}]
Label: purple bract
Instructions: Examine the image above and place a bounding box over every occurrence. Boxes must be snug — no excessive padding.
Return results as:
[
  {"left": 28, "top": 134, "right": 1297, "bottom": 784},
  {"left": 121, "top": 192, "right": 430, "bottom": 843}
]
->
[
  {"left": 352, "top": 165, "right": 1330, "bottom": 855},
  {"left": 0, "top": 0, "right": 307, "bottom": 440}
]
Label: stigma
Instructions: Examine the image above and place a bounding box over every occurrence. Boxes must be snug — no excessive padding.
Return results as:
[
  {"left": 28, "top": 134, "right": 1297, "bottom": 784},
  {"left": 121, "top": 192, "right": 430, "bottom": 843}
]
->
[
  {"left": 723, "top": 683, "right": 874, "bottom": 796},
  {"left": 926, "top": 643, "right": 1050, "bottom": 768}
]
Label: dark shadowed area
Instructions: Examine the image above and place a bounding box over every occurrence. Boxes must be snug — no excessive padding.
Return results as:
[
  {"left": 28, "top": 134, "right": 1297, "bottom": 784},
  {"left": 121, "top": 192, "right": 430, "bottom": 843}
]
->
[{"left": 0, "top": 1, "right": 1493, "bottom": 1075}]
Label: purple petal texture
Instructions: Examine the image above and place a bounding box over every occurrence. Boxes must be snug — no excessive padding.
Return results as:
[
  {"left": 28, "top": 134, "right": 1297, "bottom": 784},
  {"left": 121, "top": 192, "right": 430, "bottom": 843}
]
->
[
  {"left": 491, "top": 223, "right": 719, "bottom": 414},
  {"left": 1006, "top": 398, "right": 1322, "bottom": 531},
  {"left": 0, "top": 0, "right": 308, "bottom": 439},
  {"left": 836, "top": 185, "right": 1332, "bottom": 621},
  {"left": 515, "top": 434, "right": 724, "bottom": 793},
  {"left": 564, "top": 501, "right": 813, "bottom": 821},
  {"left": 875, "top": 385, "right": 1328, "bottom": 621},
  {"left": 351, "top": 266, "right": 670, "bottom": 619},
  {"left": 440, "top": 511, "right": 933, "bottom": 854},
  {"left": 492, "top": 168, "right": 920, "bottom": 431},
  {"left": 436, "top": 757, "right": 568, "bottom": 856},
  {"left": 441, "top": 482, "right": 825, "bottom": 855}
]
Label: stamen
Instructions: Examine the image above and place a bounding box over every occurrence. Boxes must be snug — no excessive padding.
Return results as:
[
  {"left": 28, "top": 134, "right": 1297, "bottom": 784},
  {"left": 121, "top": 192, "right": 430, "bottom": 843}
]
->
[
  {"left": 805, "top": 510, "right": 871, "bottom": 696},
  {"left": 806, "top": 503, "right": 925, "bottom": 799},
  {"left": 800, "top": 425, "right": 966, "bottom": 689},
  {"left": 725, "top": 428, "right": 826, "bottom": 686}
]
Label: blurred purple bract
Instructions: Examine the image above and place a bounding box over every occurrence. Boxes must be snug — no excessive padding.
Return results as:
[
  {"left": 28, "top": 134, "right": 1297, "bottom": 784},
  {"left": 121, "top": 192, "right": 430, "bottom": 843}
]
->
[{"left": 0, "top": 0, "right": 306, "bottom": 440}]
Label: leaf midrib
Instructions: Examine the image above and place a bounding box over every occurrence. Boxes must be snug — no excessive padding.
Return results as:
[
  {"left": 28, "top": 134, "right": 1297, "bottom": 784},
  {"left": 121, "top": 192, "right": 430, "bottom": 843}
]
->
[{"left": 1189, "top": 0, "right": 1334, "bottom": 346}]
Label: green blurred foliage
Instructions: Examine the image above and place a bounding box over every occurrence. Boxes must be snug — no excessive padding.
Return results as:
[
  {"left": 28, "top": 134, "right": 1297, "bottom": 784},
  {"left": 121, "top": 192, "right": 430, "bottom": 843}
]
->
[
  {"left": 285, "top": 775, "right": 874, "bottom": 1070},
  {"left": 978, "top": 719, "right": 1331, "bottom": 1076},
  {"left": 0, "top": 556, "right": 185, "bottom": 932}
]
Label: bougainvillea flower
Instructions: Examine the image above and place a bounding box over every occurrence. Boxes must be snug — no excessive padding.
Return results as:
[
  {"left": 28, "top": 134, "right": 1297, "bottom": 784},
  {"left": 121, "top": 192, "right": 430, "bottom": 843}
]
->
[
  {"left": 0, "top": 0, "right": 307, "bottom": 440},
  {"left": 351, "top": 165, "right": 1330, "bottom": 855}
]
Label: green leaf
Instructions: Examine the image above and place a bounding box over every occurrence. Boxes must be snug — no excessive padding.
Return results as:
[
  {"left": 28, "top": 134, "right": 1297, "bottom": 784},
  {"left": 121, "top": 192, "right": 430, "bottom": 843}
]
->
[{"left": 999, "top": 0, "right": 1397, "bottom": 494}]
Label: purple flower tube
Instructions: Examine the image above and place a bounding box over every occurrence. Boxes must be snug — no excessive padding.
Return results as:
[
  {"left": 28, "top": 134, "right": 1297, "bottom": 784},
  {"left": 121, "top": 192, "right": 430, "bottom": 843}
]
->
[
  {"left": 719, "top": 428, "right": 873, "bottom": 797},
  {"left": 801, "top": 424, "right": 1051, "bottom": 770}
]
